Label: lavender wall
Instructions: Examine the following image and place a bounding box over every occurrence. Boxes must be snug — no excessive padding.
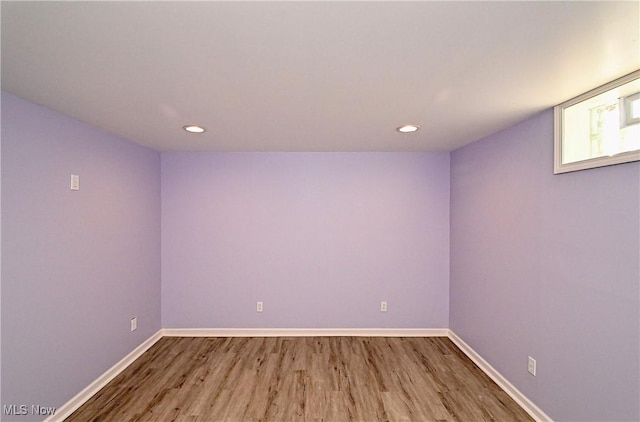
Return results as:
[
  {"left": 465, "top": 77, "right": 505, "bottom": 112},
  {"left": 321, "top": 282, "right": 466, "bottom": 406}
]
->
[
  {"left": 1, "top": 93, "right": 161, "bottom": 421},
  {"left": 162, "top": 152, "right": 450, "bottom": 329},
  {"left": 7, "top": 89, "right": 636, "bottom": 422},
  {"left": 450, "top": 110, "right": 640, "bottom": 421}
]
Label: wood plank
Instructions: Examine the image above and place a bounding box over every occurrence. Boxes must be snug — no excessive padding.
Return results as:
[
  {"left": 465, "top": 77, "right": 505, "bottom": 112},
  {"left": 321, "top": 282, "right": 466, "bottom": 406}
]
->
[{"left": 65, "top": 337, "right": 534, "bottom": 422}]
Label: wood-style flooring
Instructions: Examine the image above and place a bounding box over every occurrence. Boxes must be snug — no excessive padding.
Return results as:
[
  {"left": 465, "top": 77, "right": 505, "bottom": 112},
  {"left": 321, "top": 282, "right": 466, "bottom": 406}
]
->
[{"left": 65, "top": 336, "right": 534, "bottom": 422}]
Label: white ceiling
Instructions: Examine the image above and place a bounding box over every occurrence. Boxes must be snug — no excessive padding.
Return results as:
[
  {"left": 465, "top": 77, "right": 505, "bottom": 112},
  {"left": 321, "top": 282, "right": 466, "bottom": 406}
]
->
[{"left": 2, "top": 1, "right": 639, "bottom": 152}]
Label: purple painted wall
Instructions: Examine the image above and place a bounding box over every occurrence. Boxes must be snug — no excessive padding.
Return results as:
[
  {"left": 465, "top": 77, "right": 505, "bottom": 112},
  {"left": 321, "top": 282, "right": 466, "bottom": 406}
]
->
[
  {"left": 1, "top": 93, "right": 161, "bottom": 420},
  {"left": 162, "top": 152, "right": 450, "bottom": 329},
  {"left": 5, "top": 89, "right": 637, "bottom": 422},
  {"left": 450, "top": 110, "right": 640, "bottom": 421}
]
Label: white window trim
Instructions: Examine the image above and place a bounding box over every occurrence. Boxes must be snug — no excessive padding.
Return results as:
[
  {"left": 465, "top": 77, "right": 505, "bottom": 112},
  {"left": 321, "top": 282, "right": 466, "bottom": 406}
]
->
[
  {"left": 620, "top": 92, "right": 640, "bottom": 128},
  {"left": 554, "top": 69, "right": 640, "bottom": 174}
]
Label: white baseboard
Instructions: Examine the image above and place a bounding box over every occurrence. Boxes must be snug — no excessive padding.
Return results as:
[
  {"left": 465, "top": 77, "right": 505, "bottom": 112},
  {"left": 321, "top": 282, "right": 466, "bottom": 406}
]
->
[
  {"left": 448, "top": 330, "right": 553, "bottom": 422},
  {"left": 161, "top": 327, "right": 449, "bottom": 337},
  {"left": 45, "top": 330, "right": 163, "bottom": 422}
]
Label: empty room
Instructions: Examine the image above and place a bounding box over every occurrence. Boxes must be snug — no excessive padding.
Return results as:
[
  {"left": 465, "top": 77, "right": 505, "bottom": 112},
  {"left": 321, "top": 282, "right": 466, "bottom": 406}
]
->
[{"left": 1, "top": 1, "right": 639, "bottom": 422}]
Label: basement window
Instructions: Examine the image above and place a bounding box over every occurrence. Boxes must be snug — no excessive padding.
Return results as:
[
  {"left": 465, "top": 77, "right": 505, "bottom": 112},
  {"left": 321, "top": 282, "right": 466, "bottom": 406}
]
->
[{"left": 554, "top": 70, "right": 640, "bottom": 174}]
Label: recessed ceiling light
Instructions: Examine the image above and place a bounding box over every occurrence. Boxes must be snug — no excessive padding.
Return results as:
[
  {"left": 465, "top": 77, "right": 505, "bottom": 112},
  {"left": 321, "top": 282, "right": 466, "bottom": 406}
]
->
[
  {"left": 397, "top": 124, "right": 420, "bottom": 133},
  {"left": 183, "top": 125, "right": 206, "bottom": 133}
]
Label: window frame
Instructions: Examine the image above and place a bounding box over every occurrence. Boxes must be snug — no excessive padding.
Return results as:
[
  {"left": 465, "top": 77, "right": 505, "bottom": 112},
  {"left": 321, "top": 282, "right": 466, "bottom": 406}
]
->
[
  {"left": 620, "top": 92, "right": 640, "bottom": 128},
  {"left": 553, "top": 70, "right": 640, "bottom": 174}
]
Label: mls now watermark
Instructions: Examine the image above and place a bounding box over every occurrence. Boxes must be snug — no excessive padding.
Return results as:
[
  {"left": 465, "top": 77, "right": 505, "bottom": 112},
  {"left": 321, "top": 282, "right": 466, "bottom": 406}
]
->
[{"left": 3, "top": 404, "right": 57, "bottom": 416}]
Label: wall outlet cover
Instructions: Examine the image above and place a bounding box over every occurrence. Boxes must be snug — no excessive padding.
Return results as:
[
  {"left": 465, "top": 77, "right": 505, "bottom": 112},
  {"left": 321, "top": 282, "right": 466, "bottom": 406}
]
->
[
  {"left": 528, "top": 356, "right": 536, "bottom": 376},
  {"left": 70, "top": 174, "right": 80, "bottom": 191}
]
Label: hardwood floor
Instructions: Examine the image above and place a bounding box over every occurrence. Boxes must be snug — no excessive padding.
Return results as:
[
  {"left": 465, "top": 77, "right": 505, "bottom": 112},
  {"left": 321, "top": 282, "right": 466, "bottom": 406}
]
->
[{"left": 65, "top": 337, "right": 534, "bottom": 422}]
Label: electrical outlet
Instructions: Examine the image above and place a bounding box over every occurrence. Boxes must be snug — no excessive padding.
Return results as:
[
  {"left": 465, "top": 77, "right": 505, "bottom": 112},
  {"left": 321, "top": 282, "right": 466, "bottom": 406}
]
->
[
  {"left": 70, "top": 174, "right": 80, "bottom": 191},
  {"left": 528, "top": 356, "right": 536, "bottom": 376},
  {"left": 380, "top": 301, "right": 387, "bottom": 312},
  {"left": 256, "top": 301, "right": 263, "bottom": 312},
  {"left": 130, "top": 317, "right": 137, "bottom": 332}
]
